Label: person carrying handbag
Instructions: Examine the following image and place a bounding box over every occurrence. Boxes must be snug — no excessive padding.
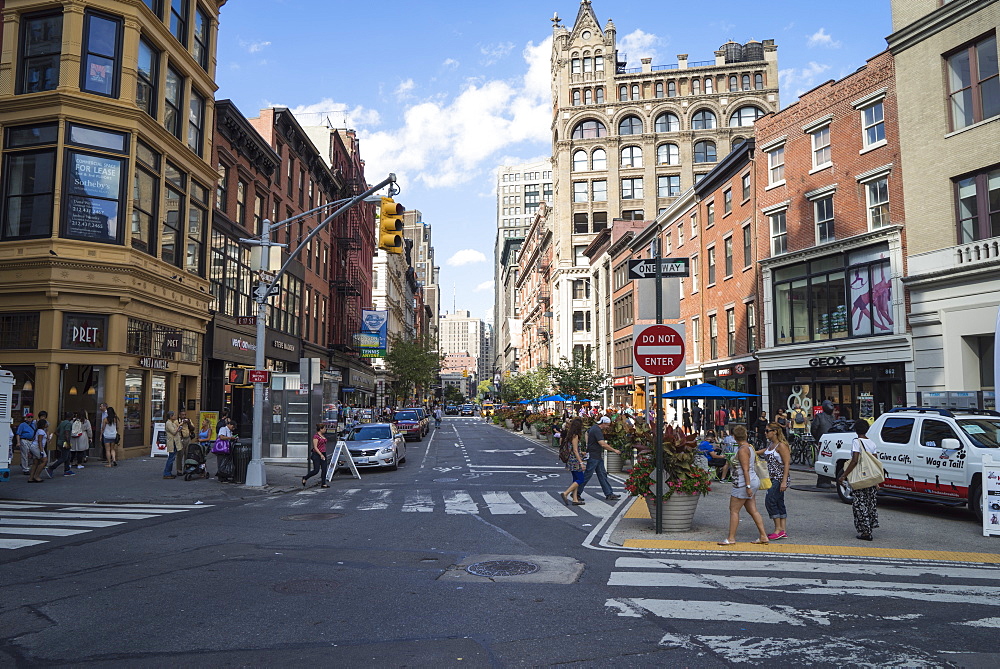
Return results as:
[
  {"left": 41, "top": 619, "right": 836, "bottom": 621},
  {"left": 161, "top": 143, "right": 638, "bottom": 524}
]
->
[{"left": 837, "top": 419, "right": 882, "bottom": 541}]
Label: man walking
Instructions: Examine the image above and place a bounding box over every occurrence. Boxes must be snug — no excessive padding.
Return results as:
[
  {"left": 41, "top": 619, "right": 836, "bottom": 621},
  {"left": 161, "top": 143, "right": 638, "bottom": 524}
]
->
[
  {"left": 47, "top": 412, "right": 76, "bottom": 477},
  {"left": 177, "top": 410, "right": 195, "bottom": 477},
  {"left": 580, "top": 416, "right": 622, "bottom": 501},
  {"left": 16, "top": 413, "right": 36, "bottom": 475}
]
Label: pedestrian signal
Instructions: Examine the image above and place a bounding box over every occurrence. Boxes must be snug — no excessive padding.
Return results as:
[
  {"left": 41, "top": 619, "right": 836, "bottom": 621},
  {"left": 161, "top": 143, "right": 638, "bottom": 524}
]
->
[{"left": 227, "top": 368, "right": 247, "bottom": 385}]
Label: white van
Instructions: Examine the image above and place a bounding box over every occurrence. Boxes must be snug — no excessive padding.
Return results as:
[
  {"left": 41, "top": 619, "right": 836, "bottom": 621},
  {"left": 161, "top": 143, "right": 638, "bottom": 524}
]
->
[{"left": 813, "top": 407, "right": 1000, "bottom": 520}]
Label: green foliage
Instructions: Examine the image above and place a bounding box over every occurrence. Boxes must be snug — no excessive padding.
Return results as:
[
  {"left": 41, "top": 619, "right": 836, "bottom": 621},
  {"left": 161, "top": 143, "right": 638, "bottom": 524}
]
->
[
  {"left": 383, "top": 334, "right": 441, "bottom": 405},
  {"left": 623, "top": 425, "right": 713, "bottom": 500},
  {"left": 499, "top": 366, "right": 551, "bottom": 403},
  {"left": 476, "top": 380, "right": 491, "bottom": 400},
  {"left": 548, "top": 353, "right": 609, "bottom": 400},
  {"left": 443, "top": 385, "right": 465, "bottom": 404}
]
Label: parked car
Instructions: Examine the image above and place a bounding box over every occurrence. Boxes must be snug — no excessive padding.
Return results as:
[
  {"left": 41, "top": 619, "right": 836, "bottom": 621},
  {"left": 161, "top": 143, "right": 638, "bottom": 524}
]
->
[
  {"left": 336, "top": 423, "right": 406, "bottom": 471},
  {"left": 445, "top": 404, "right": 459, "bottom": 416},
  {"left": 392, "top": 410, "right": 423, "bottom": 441},
  {"left": 404, "top": 407, "right": 430, "bottom": 436},
  {"left": 814, "top": 407, "right": 1000, "bottom": 520},
  {"left": 460, "top": 404, "right": 475, "bottom": 416}
]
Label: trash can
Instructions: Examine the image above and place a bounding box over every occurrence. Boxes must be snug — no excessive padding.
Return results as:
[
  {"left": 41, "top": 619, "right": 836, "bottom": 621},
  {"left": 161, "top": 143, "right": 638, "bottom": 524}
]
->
[{"left": 231, "top": 438, "right": 252, "bottom": 484}]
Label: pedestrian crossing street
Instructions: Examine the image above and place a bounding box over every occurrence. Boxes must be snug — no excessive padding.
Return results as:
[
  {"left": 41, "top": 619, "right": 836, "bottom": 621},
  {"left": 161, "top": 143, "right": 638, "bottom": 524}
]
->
[
  {"left": 287, "top": 487, "right": 621, "bottom": 518},
  {"left": 605, "top": 555, "right": 1000, "bottom": 665},
  {"left": 0, "top": 501, "right": 213, "bottom": 551}
]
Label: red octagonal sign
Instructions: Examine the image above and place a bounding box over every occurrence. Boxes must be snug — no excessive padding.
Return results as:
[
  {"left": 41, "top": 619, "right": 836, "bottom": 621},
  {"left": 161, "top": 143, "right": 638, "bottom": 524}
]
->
[{"left": 633, "top": 324, "right": 686, "bottom": 377}]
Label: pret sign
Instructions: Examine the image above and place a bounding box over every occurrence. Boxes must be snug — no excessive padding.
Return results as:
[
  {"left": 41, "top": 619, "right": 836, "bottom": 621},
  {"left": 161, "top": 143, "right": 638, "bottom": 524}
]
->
[{"left": 632, "top": 324, "right": 686, "bottom": 377}]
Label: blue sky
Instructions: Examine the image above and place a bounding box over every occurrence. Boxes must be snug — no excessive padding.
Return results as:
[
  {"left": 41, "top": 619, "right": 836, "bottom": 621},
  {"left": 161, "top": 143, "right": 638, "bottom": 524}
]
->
[{"left": 215, "top": 0, "right": 894, "bottom": 324}]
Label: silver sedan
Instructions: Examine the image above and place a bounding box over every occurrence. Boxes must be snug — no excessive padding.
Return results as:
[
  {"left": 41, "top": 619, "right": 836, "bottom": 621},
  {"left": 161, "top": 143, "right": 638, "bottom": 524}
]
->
[{"left": 337, "top": 423, "right": 406, "bottom": 471}]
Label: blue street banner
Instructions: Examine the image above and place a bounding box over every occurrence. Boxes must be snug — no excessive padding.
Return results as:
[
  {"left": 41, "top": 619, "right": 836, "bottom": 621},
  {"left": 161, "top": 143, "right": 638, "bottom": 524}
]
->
[{"left": 357, "top": 310, "right": 389, "bottom": 357}]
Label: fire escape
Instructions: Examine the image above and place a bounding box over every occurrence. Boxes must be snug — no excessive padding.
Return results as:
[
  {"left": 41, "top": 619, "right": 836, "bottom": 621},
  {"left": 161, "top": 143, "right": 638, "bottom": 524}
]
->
[{"left": 330, "top": 177, "right": 367, "bottom": 353}]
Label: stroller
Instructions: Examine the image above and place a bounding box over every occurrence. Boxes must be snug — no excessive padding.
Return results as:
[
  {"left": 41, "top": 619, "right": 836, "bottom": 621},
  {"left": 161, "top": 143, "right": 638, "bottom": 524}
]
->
[{"left": 182, "top": 439, "right": 211, "bottom": 480}]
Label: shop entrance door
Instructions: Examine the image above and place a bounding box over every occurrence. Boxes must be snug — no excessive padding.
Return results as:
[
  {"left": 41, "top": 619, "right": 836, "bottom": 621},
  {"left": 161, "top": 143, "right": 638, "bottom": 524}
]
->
[{"left": 816, "top": 383, "right": 853, "bottom": 421}]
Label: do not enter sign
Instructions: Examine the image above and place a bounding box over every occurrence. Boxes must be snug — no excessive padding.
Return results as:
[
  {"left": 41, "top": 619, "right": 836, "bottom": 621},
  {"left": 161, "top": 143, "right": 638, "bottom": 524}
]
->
[{"left": 632, "top": 324, "right": 686, "bottom": 377}]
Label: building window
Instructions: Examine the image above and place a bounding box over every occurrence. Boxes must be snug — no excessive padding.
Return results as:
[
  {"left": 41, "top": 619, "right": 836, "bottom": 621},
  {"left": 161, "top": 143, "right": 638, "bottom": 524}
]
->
[
  {"left": 756, "top": 73, "right": 765, "bottom": 89},
  {"left": 2, "top": 124, "right": 58, "bottom": 240},
  {"left": 187, "top": 181, "right": 207, "bottom": 276},
  {"left": 164, "top": 66, "right": 183, "bottom": 139},
  {"left": 187, "top": 88, "right": 205, "bottom": 155},
  {"left": 657, "top": 175, "right": 680, "bottom": 197},
  {"left": 691, "top": 317, "right": 700, "bottom": 362},
  {"left": 729, "top": 75, "right": 738, "bottom": 92},
  {"left": 81, "top": 12, "right": 122, "bottom": 97},
  {"left": 743, "top": 225, "right": 752, "bottom": 267},
  {"left": 595, "top": 55, "right": 604, "bottom": 72},
  {"left": 667, "top": 81, "right": 677, "bottom": 97},
  {"left": 631, "top": 84, "right": 640, "bottom": 100},
  {"left": 747, "top": 302, "right": 756, "bottom": 352},
  {"left": 709, "top": 314, "right": 718, "bottom": 359},
  {"left": 573, "top": 181, "right": 588, "bottom": 203},
  {"left": 742, "top": 74, "right": 751, "bottom": 91},
  {"left": 724, "top": 237, "right": 733, "bottom": 276},
  {"left": 573, "top": 279, "right": 591, "bottom": 299},
  {"left": 161, "top": 163, "right": 186, "bottom": 267},
  {"left": 170, "top": 0, "right": 189, "bottom": 46},
  {"left": 621, "top": 177, "right": 643, "bottom": 199},
  {"left": 592, "top": 180, "right": 607, "bottom": 201},
  {"left": 694, "top": 140, "right": 716, "bottom": 163},
  {"left": 657, "top": 143, "right": 679, "bottom": 165},
  {"left": 572, "top": 120, "right": 607, "bottom": 139},
  {"left": 862, "top": 102, "right": 885, "bottom": 147},
  {"left": 767, "top": 146, "right": 785, "bottom": 184},
  {"left": 63, "top": 124, "right": 129, "bottom": 245},
  {"left": 595, "top": 87, "right": 604, "bottom": 103},
  {"left": 723, "top": 189, "right": 732, "bottom": 214},
  {"left": 18, "top": 12, "right": 63, "bottom": 94},
  {"left": 692, "top": 110, "right": 717, "bottom": 130},
  {"left": 691, "top": 212, "right": 699, "bottom": 238},
  {"left": 692, "top": 78, "right": 701, "bottom": 95},
  {"left": 621, "top": 146, "right": 642, "bottom": 168},
  {"left": 726, "top": 308, "right": 736, "bottom": 355},
  {"left": 583, "top": 88, "right": 593, "bottom": 104},
  {"left": 955, "top": 167, "right": 1000, "bottom": 243},
  {"left": 741, "top": 173, "right": 751, "bottom": 201},
  {"left": 816, "top": 196, "right": 835, "bottom": 242},
  {"left": 572, "top": 89, "right": 581, "bottom": 106},
  {"left": 619, "top": 116, "right": 643, "bottom": 135},
  {"left": 574, "top": 213, "right": 589, "bottom": 233},
  {"left": 298, "top": 169, "right": 305, "bottom": 207},
  {"left": 215, "top": 163, "right": 228, "bottom": 212},
  {"left": 573, "top": 311, "right": 592, "bottom": 332},
  {"left": 592, "top": 148, "right": 607, "bottom": 170},
  {"left": 574, "top": 245, "right": 587, "bottom": 266},
  {"left": 866, "top": 177, "right": 889, "bottom": 229},
  {"left": 655, "top": 113, "right": 679, "bottom": 132},
  {"left": 571, "top": 58, "right": 581, "bottom": 74},
  {"left": 236, "top": 180, "right": 247, "bottom": 226},
  {"left": 192, "top": 6, "right": 210, "bottom": 69},
  {"left": 707, "top": 247, "right": 716, "bottom": 285},
  {"left": 812, "top": 126, "right": 832, "bottom": 168},
  {"left": 947, "top": 35, "right": 999, "bottom": 131},
  {"left": 132, "top": 145, "right": 159, "bottom": 254},
  {"left": 136, "top": 38, "right": 159, "bottom": 117},
  {"left": 655, "top": 82, "right": 664, "bottom": 98},
  {"left": 583, "top": 57, "right": 592, "bottom": 73},
  {"left": 593, "top": 211, "right": 608, "bottom": 231},
  {"left": 142, "top": 0, "right": 163, "bottom": 17},
  {"left": 621, "top": 209, "right": 644, "bottom": 220},
  {"left": 692, "top": 255, "right": 699, "bottom": 292},
  {"left": 706, "top": 201, "right": 715, "bottom": 226},
  {"left": 770, "top": 210, "right": 787, "bottom": 254},
  {"left": 730, "top": 106, "right": 763, "bottom": 127}
]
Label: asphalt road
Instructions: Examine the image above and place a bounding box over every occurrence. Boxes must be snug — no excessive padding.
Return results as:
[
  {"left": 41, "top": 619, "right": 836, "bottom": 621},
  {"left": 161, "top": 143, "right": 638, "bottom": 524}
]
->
[{"left": 1, "top": 417, "right": 998, "bottom": 667}]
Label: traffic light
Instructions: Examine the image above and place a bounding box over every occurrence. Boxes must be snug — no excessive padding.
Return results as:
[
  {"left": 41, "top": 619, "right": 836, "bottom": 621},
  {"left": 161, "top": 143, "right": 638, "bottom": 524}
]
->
[
  {"left": 378, "top": 197, "right": 404, "bottom": 254},
  {"left": 227, "top": 368, "right": 247, "bottom": 385},
  {"left": 462, "top": 369, "right": 468, "bottom": 378}
]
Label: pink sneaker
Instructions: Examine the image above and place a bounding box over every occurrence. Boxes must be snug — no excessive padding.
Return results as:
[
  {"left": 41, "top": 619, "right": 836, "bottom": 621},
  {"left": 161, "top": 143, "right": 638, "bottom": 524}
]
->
[{"left": 767, "top": 532, "right": 785, "bottom": 540}]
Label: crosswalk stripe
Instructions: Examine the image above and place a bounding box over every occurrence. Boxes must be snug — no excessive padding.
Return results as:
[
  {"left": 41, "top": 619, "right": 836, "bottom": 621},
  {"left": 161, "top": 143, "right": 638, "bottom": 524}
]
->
[
  {"left": 401, "top": 491, "right": 434, "bottom": 512},
  {"left": 443, "top": 491, "right": 478, "bottom": 514},
  {"left": 10, "top": 502, "right": 210, "bottom": 509},
  {"left": 0, "top": 527, "right": 92, "bottom": 537},
  {"left": 577, "top": 494, "right": 615, "bottom": 517},
  {"left": 59, "top": 506, "right": 190, "bottom": 514},
  {"left": 608, "top": 597, "right": 811, "bottom": 625},
  {"left": 0, "top": 518, "right": 124, "bottom": 528},
  {"left": 0, "top": 503, "right": 47, "bottom": 510},
  {"left": 520, "top": 492, "right": 576, "bottom": 517},
  {"left": 356, "top": 489, "right": 391, "bottom": 511},
  {"left": 327, "top": 489, "right": 361, "bottom": 509},
  {"left": 483, "top": 491, "right": 524, "bottom": 515},
  {"left": 0, "top": 511, "right": 160, "bottom": 520},
  {"left": 0, "top": 538, "right": 47, "bottom": 549}
]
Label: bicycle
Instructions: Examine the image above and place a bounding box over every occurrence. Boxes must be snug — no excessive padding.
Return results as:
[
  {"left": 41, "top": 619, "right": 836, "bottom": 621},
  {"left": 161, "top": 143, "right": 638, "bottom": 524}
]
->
[{"left": 788, "top": 432, "right": 817, "bottom": 466}]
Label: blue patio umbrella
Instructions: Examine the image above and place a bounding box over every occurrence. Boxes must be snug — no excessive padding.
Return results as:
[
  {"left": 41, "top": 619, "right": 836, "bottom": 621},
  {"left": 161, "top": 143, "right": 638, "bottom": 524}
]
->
[
  {"left": 660, "top": 382, "right": 758, "bottom": 400},
  {"left": 516, "top": 399, "right": 533, "bottom": 404},
  {"left": 538, "top": 394, "right": 568, "bottom": 402}
]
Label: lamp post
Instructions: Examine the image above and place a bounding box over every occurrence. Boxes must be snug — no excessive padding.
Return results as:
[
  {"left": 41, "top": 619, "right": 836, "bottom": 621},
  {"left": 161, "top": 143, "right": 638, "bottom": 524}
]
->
[{"left": 241, "top": 173, "right": 396, "bottom": 487}]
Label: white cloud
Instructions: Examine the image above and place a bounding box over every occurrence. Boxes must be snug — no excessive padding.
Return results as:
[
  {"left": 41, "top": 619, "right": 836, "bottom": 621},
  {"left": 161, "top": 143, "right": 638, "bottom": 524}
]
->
[
  {"left": 480, "top": 41, "right": 515, "bottom": 66},
  {"left": 447, "top": 249, "right": 487, "bottom": 266},
  {"left": 807, "top": 28, "right": 841, "bottom": 49},
  {"left": 239, "top": 39, "right": 271, "bottom": 54},
  {"left": 618, "top": 29, "right": 663, "bottom": 66},
  {"left": 474, "top": 281, "right": 494, "bottom": 293},
  {"left": 442, "top": 58, "right": 460, "bottom": 69},
  {"left": 395, "top": 79, "right": 415, "bottom": 100},
  {"left": 286, "top": 97, "right": 382, "bottom": 128},
  {"left": 779, "top": 62, "right": 832, "bottom": 98},
  {"left": 356, "top": 37, "right": 552, "bottom": 190}
]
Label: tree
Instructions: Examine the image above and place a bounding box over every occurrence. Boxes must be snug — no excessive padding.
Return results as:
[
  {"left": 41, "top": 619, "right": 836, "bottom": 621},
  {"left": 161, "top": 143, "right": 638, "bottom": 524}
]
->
[
  {"left": 499, "top": 366, "right": 551, "bottom": 404},
  {"left": 443, "top": 386, "right": 465, "bottom": 404},
  {"left": 383, "top": 334, "right": 441, "bottom": 405},
  {"left": 476, "top": 380, "right": 492, "bottom": 401},
  {"left": 549, "top": 353, "right": 609, "bottom": 400}
]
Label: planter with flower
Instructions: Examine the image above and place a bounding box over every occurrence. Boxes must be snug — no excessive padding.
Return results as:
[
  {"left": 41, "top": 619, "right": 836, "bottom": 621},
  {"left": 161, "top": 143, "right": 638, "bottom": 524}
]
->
[{"left": 623, "top": 425, "right": 712, "bottom": 531}]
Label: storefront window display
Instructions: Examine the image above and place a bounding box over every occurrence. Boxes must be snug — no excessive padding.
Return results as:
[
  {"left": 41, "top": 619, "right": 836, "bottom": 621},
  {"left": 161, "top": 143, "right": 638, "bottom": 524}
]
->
[
  {"left": 124, "top": 370, "right": 144, "bottom": 448},
  {"left": 769, "top": 363, "right": 904, "bottom": 426}
]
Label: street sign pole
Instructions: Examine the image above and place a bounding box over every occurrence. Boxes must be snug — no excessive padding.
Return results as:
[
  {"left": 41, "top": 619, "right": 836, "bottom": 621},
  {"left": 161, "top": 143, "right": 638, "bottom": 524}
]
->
[{"left": 653, "top": 239, "right": 664, "bottom": 535}]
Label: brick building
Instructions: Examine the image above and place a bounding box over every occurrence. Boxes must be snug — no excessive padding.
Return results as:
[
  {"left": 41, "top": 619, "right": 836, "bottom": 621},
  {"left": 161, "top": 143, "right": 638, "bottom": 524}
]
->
[{"left": 753, "top": 50, "right": 910, "bottom": 424}]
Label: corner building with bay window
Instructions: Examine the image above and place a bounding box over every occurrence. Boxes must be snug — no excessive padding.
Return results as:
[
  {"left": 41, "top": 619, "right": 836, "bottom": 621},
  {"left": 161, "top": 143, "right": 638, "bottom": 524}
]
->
[{"left": 0, "top": 0, "right": 224, "bottom": 453}]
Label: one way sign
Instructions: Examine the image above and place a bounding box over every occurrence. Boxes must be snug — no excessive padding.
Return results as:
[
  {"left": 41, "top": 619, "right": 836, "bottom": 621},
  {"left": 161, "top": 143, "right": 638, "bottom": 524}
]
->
[{"left": 628, "top": 257, "right": 690, "bottom": 279}]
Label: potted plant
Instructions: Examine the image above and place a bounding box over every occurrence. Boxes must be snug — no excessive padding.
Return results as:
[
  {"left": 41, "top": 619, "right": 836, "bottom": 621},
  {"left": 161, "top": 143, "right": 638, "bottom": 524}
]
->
[{"left": 623, "top": 425, "right": 712, "bottom": 531}]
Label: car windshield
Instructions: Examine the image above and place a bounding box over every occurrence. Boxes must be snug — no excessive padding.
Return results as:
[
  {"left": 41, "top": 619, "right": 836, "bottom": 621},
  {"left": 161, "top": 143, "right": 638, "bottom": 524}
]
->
[
  {"left": 393, "top": 411, "right": 418, "bottom": 421},
  {"left": 349, "top": 426, "right": 391, "bottom": 441},
  {"left": 957, "top": 418, "right": 1000, "bottom": 448}
]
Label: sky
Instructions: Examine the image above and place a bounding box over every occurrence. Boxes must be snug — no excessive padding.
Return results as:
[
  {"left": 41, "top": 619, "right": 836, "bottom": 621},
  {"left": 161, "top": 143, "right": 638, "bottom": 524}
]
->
[{"left": 215, "top": 0, "right": 894, "bottom": 324}]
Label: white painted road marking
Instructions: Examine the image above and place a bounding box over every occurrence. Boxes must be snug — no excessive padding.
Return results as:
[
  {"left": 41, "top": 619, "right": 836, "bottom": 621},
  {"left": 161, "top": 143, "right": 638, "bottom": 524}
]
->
[
  {"left": 520, "top": 492, "right": 576, "bottom": 517},
  {"left": 401, "top": 491, "right": 434, "bottom": 513},
  {"left": 443, "top": 491, "right": 479, "bottom": 514},
  {"left": 483, "top": 491, "right": 525, "bottom": 515},
  {"left": 355, "top": 489, "right": 391, "bottom": 511}
]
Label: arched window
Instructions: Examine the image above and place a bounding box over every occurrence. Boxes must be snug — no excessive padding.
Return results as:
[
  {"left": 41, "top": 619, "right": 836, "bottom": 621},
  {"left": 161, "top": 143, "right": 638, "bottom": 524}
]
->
[
  {"left": 729, "top": 75, "right": 738, "bottom": 92},
  {"left": 667, "top": 81, "right": 677, "bottom": 97},
  {"left": 571, "top": 58, "right": 581, "bottom": 74},
  {"left": 595, "top": 55, "right": 604, "bottom": 71},
  {"left": 731, "top": 136, "right": 745, "bottom": 147},
  {"left": 655, "top": 82, "right": 664, "bottom": 98},
  {"left": 573, "top": 150, "right": 588, "bottom": 171},
  {"left": 621, "top": 146, "right": 643, "bottom": 168},
  {"left": 583, "top": 88, "right": 593, "bottom": 105},
  {"left": 592, "top": 148, "right": 607, "bottom": 170},
  {"left": 619, "top": 85, "right": 628, "bottom": 101},
  {"left": 692, "top": 110, "right": 717, "bottom": 130},
  {"left": 572, "top": 90, "right": 581, "bottom": 106},
  {"left": 694, "top": 140, "right": 716, "bottom": 163},
  {"left": 583, "top": 57, "right": 593, "bottom": 73},
  {"left": 692, "top": 78, "right": 701, "bottom": 95},
  {"left": 595, "top": 87, "right": 604, "bottom": 103},
  {"left": 742, "top": 74, "right": 751, "bottom": 91},
  {"left": 657, "top": 143, "right": 679, "bottom": 165},
  {"left": 654, "top": 112, "right": 679, "bottom": 132},
  {"left": 618, "top": 116, "right": 643, "bottom": 135},
  {"left": 755, "top": 73, "right": 764, "bottom": 89},
  {"left": 705, "top": 77, "right": 714, "bottom": 94},
  {"left": 572, "top": 119, "right": 607, "bottom": 139},
  {"left": 729, "top": 106, "right": 764, "bottom": 127},
  {"left": 631, "top": 84, "right": 640, "bottom": 100}
]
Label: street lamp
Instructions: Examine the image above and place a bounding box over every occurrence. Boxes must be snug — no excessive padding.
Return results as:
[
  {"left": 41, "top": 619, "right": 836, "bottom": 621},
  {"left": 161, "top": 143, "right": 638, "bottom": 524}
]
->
[{"left": 240, "top": 173, "right": 397, "bottom": 487}]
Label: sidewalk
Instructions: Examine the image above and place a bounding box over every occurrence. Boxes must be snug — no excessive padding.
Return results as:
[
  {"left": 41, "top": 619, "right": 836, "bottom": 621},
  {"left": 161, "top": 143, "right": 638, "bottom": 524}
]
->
[{"left": 0, "top": 456, "right": 305, "bottom": 504}]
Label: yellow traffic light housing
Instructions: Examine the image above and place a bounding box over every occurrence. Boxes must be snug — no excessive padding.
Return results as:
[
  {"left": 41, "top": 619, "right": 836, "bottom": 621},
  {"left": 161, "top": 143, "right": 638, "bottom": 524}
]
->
[{"left": 379, "top": 197, "right": 404, "bottom": 254}]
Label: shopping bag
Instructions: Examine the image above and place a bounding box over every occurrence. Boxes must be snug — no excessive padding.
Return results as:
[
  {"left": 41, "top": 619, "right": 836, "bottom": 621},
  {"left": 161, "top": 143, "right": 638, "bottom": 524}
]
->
[
  {"left": 754, "top": 456, "right": 772, "bottom": 490},
  {"left": 847, "top": 441, "right": 884, "bottom": 489}
]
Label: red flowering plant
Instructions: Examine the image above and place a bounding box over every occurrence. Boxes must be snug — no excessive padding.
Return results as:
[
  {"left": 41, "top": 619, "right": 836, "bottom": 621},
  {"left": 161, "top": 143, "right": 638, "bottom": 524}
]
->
[{"left": 623, "top": 425, "right": 713, "bottom": 500}]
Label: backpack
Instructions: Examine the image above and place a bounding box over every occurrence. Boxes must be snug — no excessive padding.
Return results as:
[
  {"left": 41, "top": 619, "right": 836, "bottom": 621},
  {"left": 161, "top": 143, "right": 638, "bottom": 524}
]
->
[
  {"left": 71, "top": 419, "right": 84, "bottom": 438},
  {"left": 558, "top": 436, "right": 572, "bottom": 463}
]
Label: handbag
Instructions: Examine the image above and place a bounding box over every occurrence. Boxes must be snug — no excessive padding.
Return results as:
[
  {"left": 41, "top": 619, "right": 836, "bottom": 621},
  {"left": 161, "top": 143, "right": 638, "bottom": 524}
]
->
[
  {"left": 211, "top": 438, "right": 230, "bottom": 454},
  {"left": 753, "top": 455, "right": 772, "bottom": 490},
  {"left": 847, "top": 439, "right": 884, "bottom": 489}
]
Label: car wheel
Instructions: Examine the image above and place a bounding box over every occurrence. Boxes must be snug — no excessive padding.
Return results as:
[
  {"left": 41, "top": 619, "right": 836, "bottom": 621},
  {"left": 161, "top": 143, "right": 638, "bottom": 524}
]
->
[
  {"left": 836, "top": 462, "right": 854, "bottom": 505},
  {"left": 969, "top": 477, "right": 983, "bottom": 522},
  {"left": 388, "top": 453, "right": 399, "bottom": 471},
  {"left": 414, "top": 433, "right": 422, "bottom": 442}
]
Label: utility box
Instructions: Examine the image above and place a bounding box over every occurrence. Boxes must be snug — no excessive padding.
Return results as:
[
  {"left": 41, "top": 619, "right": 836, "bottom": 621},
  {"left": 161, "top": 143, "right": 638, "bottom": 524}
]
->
[{"left": 0, "top": 369, "right": 13, "bottom": 482}]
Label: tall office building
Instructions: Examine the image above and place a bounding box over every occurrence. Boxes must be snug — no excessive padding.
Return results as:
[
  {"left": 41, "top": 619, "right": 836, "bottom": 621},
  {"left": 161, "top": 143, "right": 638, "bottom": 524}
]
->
[
  {"left": 439, "top": 310, "right": 485, "bottom": 387},
  {"left": 403, "top": 209, "right": 440, "bottom": 348}
]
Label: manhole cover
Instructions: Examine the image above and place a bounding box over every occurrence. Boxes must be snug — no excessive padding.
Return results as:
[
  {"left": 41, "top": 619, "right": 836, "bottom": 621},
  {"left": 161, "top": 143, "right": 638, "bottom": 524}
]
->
[
  {"left": 466, "top": 560, "right": 539, "bottom": 577},
  {"left": 281, "top": 513, "right": 344, "bottom": 521},
  {"left": 434, "top": 478, "right": 459, "bottom": 482},
  {"left": 272, "top": 579, "right": 337, "bottom": 594}
]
